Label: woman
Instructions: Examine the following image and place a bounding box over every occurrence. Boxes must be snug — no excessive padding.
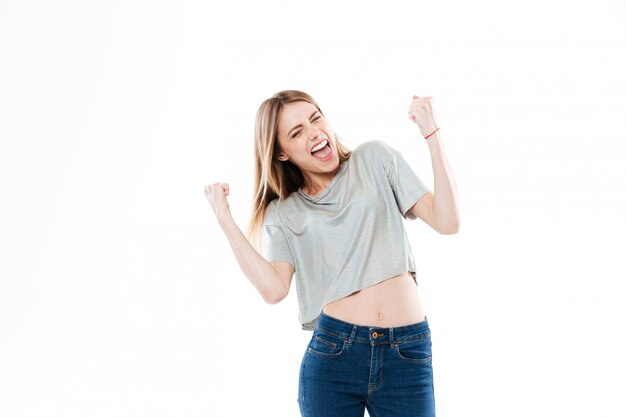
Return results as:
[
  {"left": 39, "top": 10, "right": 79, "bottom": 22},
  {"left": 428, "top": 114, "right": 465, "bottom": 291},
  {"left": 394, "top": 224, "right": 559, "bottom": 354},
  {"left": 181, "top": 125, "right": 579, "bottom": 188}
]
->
[{"left": 205, "top": 90, "right": 459, "bottom": 417}]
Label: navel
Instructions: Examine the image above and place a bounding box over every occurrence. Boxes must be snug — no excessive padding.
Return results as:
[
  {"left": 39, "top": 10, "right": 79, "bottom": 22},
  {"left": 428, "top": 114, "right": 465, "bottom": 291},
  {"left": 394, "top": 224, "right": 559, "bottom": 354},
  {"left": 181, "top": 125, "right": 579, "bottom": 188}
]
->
[{"left": 377, "top": 312, "right": 384, "bottom": 321}]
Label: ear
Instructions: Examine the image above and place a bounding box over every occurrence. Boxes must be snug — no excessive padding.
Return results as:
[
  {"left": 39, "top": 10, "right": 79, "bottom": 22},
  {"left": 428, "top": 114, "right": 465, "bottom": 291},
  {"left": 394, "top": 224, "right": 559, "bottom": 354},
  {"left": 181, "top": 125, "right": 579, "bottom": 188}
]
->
[{"left": 276, "top": 152, "right": 289, "bottom": 161}]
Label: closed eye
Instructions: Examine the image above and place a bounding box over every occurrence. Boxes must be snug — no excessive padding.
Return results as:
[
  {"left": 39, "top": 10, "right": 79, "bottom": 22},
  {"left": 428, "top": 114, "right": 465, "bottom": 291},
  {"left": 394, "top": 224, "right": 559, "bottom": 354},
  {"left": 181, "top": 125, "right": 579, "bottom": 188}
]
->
[{"left": 291, "top": 115, "right": 322, "bottom": 138}]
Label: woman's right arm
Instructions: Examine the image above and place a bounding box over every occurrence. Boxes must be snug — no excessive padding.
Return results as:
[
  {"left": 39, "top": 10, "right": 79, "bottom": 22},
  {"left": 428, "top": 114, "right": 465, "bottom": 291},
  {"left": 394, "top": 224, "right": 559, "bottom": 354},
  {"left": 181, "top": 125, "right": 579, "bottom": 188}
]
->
[{"left": 205, "top": 183, "right": 291, "bottom": 304}]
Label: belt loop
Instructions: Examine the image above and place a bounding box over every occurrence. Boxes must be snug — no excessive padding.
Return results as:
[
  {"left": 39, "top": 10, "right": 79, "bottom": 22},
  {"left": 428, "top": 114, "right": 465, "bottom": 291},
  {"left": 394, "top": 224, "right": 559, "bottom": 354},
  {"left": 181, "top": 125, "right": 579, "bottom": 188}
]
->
[
  {"left": 348, "top": 324, "right": 357, "bottom": 345},
  {"left": 389, "top": 327, "right": 395, "bottom": 347}
]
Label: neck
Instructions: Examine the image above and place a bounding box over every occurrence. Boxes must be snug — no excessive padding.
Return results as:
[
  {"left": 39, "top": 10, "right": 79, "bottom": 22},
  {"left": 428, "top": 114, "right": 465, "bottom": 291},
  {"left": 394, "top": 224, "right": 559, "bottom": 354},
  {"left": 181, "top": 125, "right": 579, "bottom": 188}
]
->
[{"left": 302, "top": 163, "right": 341, "bottom": 195}]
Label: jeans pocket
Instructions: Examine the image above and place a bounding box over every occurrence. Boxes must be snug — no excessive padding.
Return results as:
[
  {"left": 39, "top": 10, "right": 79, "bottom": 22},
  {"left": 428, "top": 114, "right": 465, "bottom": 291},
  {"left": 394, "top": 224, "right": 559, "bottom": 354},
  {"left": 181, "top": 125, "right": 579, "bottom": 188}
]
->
[
  {"left": 307, "top": 327, "right": 348, "bottom": 358},
  {"left": 394, "top": 333, "right": 432, "bottom": 364}
]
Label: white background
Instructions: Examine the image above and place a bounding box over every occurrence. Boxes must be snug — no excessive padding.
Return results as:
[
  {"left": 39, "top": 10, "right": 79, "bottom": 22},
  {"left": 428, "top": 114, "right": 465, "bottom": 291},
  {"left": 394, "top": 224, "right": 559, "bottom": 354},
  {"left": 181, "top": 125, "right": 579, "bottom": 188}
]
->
[{"left": 1, "top": 0, "right": 625, "bottom": 416}]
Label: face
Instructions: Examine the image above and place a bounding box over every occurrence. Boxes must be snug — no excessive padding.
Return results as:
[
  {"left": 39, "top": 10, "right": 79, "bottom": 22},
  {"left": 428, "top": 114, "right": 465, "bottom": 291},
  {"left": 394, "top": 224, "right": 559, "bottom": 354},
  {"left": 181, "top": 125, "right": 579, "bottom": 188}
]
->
[{"left": 275, "top": 100, "right": 339, "bottom": 175}]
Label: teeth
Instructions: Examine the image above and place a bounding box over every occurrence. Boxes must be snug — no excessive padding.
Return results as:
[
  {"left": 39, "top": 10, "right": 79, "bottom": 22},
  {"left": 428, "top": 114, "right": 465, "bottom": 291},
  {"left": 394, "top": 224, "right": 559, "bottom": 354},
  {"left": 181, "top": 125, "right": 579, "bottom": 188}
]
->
[{"left": 311, "top": 139, "right": 328, "bottom": 153}]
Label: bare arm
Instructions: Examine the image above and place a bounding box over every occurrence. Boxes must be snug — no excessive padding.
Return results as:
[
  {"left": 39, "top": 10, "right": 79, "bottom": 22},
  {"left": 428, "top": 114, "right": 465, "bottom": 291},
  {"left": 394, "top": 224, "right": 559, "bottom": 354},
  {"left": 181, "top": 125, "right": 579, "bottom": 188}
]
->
[
  {"left": 205, "top": 182, "right": 292, "bottom": 304},
  {"left": 406, "top": 95, "right": 460, "bottom": 234},
  {"left": 409, "top": 131, "right": 460, "bottom": 234}
]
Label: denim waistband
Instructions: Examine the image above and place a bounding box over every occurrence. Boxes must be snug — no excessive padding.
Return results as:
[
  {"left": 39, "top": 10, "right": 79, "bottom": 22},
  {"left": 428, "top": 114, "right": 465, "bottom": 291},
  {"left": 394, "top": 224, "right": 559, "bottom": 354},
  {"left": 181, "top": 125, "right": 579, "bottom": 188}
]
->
[{"left": 316, "top": 310, "right": 431, "bottom": 346}]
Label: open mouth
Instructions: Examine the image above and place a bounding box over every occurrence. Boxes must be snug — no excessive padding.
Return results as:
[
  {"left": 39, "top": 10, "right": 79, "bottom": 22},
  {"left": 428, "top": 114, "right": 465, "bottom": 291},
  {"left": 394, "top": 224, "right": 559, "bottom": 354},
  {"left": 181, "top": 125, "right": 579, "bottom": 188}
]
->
[{"left": 311, "top": 139, "right": 332, "bottom": 160}]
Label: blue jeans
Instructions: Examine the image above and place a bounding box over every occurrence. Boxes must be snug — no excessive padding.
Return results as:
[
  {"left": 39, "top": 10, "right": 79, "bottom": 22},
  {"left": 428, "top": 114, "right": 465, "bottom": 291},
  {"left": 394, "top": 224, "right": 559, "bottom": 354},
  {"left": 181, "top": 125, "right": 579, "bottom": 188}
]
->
[{"left": 298, "top": 310, "right": 436, "bottom": 417}]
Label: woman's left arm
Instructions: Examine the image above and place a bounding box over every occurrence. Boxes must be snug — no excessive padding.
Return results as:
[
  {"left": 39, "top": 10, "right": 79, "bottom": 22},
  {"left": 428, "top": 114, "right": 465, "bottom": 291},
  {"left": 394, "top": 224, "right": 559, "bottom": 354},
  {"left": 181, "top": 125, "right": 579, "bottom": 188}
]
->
[{"left": 407, "top": 95, "right": 461, "bottom": 234}]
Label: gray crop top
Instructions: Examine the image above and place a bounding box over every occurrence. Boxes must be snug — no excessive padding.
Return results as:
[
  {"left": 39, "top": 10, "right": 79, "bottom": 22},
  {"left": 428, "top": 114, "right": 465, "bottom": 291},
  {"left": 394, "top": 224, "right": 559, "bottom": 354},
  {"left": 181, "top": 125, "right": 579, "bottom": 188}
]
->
[{"left": 261, "top": 140, "right": 432, "bottom": 331}]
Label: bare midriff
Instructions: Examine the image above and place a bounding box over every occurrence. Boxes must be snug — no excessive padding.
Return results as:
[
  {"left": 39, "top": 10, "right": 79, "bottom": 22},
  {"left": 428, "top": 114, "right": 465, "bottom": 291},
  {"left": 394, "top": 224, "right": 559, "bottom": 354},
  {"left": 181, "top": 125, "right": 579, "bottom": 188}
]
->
[{"left": 322, "top": 271, "right": 426, "bottom": 327}]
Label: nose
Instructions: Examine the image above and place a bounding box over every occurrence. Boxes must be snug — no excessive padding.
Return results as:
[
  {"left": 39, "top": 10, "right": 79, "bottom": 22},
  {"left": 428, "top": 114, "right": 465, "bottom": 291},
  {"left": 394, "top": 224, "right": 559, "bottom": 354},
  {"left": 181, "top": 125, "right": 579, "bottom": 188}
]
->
[{"left": 308, "top": 128, "right": 323, "bottom": 141}]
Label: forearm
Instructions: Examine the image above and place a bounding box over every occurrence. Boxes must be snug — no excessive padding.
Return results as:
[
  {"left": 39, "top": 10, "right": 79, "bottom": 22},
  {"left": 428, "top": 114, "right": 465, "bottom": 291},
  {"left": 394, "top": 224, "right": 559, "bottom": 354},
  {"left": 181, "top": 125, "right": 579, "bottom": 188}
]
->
[
  {"left": 216, "top": 209, "right": 284, "bottom": 303},
  {"left": 426, "top": 132, "right": 461, "bottom": 233}
]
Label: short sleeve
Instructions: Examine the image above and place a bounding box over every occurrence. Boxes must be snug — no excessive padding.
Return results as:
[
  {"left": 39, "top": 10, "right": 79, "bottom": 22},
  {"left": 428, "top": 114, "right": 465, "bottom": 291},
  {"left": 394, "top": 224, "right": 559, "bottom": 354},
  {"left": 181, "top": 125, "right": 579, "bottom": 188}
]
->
[
  {"left": 261, "top": 201, "right": 296, "bottom": 269},
  {"left": 372, "top": 140, "right": 432, "bottom": 220}
]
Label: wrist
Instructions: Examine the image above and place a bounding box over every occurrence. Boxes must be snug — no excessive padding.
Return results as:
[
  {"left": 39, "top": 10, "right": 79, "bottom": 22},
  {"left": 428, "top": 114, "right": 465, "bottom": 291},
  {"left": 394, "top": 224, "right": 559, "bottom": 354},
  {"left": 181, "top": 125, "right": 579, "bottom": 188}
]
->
[
  {"left": 425, "top": 132, "right": 443, "bottom": 151},
  {"left": 216, "top": 206, "right": 232, "bottom": 225},
  {"left": 422, "top": 126, "right": 439, "bottom": 139}
]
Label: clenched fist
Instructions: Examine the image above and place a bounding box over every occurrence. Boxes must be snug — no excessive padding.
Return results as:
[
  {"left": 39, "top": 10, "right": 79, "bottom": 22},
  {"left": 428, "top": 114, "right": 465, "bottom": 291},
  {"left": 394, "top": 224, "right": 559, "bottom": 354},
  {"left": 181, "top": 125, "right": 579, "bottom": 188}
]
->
[
  {"left": 408, "top": 95, "right": 439, "bottom": 138},
  {"left": 204, "top": 182, "right": 230, "bottom": 218}
]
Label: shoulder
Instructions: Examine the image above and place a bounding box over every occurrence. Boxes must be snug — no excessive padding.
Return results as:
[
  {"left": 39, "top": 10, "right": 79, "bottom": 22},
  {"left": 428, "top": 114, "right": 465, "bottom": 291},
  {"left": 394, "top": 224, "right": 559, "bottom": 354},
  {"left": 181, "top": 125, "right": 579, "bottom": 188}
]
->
[
  {"left": 263, "top": 198, "right": 280, "bottom": 226},
  {"left": 263, "top": 196, "right": 297, "bottom": 226},
  {"left": 353, "top": 140, "right": 397, "bottom": 165},
  {"left": 355, "top": 139, "right": 383, "bottom": 153}
]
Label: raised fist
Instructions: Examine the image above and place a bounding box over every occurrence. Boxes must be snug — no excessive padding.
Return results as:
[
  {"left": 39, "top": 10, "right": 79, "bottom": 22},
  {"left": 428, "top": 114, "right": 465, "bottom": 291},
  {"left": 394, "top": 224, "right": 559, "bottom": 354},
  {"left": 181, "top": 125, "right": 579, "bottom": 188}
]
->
[
  {"left": 408, "top": 95, "right": 438, "bottom": 138},
  {"left": 204, "top": 182, "right": 230, "bottom": 217}
]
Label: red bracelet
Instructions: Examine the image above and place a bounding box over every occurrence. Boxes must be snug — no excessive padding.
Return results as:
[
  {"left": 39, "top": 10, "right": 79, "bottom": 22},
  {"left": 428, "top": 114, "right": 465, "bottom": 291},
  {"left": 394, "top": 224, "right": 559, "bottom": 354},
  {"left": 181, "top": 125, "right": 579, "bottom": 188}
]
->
[{"left": 424, "top": 127, "right": 439, "bottom": 139}]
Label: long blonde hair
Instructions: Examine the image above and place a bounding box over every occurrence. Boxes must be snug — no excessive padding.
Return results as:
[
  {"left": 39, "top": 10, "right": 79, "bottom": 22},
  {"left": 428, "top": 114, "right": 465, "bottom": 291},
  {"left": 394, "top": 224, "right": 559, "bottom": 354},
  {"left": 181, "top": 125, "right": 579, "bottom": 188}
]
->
[{"left": 246, "top": 90, "right": 353, "bottom": 251}]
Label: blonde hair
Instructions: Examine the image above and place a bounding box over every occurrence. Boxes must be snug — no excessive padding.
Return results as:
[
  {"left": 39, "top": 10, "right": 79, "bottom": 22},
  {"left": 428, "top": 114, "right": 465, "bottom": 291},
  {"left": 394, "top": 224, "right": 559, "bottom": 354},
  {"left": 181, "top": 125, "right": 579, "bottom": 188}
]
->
[{"left": 246, "top": 90, "right": 353, "bottom": 251}]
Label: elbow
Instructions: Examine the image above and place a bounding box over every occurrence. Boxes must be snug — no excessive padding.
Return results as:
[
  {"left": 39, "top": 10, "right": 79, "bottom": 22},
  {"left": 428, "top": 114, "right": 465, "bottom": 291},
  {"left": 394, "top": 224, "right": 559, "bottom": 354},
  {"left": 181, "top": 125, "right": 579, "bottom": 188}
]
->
[
  {"left": 264, "top": 295, "right": 282, "bottom": 305},
  {"left": 263, "top": 289, "right": 287, "bottom": 305},
  {"left": 262, "top": 264, "right": 290, "bottom": 304},
  {"left": 438, "top": 220, "right": 461, "bottom": 235}
]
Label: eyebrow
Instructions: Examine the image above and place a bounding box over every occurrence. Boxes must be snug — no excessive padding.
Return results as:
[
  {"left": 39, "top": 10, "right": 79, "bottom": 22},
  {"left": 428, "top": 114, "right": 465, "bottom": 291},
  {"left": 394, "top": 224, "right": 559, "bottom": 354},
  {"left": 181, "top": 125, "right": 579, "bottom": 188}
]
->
[{"left": 287, "top": 111, "right": 320, "bottom": 137}]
